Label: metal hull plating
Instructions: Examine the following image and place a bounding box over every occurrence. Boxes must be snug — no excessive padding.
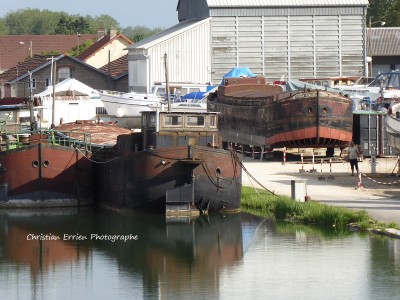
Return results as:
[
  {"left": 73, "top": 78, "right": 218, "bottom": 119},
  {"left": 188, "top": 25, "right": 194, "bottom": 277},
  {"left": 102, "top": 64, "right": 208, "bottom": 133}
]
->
[
  {"left": 0, "top": 143, "right": 93, "bottom": 207},
  {"left": 208, "top": 80, "right": 353, "bottom": 149},
  {"left": 94, "top": 145, "right": 242, "bottom": 213}
]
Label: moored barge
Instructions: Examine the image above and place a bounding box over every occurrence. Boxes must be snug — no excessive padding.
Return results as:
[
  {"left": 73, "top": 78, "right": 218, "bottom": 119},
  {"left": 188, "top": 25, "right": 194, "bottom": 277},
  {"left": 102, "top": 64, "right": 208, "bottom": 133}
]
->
[{"left": 93, "top": 110, "right": 242, "bottom": 214}]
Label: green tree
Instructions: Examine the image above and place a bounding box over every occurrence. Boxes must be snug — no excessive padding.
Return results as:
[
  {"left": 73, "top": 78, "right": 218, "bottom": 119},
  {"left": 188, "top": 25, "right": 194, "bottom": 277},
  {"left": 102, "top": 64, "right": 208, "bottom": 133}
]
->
[
  {"left": 5, "top": 9, "right": 61, "bottom": 34},
  {"left": 88, "top": 14, "right": 120, "bottom": 33},
  {"left": 367, "top": 0, "right": 392, "bottom": 27},
  {"left": 385, "top": 0, "right": 400, "bottom": 27},
  {"left": 0, "top": 19, "right": 8, "bottom": 35},
  {"left": 55, "top": 15, "right": 90, "bottom": 34},
  {"left": 122, "top": 26, "right": 163, "bottom": 43}
]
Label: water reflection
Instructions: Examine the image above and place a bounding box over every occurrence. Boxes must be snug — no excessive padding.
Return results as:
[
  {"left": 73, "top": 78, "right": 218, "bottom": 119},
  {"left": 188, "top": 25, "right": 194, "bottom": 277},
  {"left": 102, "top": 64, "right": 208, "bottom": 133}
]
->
[
  {"left": 0, "top": 209, "right": 244, "bottom": 299},
  {"left": 0, "top": 210, "right": 399, "bottom": 300}
]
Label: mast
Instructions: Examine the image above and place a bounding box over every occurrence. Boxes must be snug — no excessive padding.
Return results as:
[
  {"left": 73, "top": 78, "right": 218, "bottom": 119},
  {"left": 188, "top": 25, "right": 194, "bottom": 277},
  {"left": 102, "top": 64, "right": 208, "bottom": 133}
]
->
[{"left": 164, "top": 53, "right": 170, "bottom": 112}]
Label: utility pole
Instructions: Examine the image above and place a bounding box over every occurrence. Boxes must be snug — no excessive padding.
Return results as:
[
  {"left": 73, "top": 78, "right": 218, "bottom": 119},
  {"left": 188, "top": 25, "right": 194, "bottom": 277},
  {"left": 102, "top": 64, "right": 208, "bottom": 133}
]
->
[
  {"left": 51, "top": 59, "right": 56, "bottom": 129},
  {"left": 28, "top": 72, "right": 35, "bottom": 131},
  {"left": 164, "top": 53, "right": 170, "bottom": 111}
]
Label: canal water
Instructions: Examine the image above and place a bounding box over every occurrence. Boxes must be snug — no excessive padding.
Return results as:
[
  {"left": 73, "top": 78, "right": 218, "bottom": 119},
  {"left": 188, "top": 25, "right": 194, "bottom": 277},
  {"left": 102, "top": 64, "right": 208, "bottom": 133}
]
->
[{"left": 0, "top": 209, "right": 399, "bottom": 300}]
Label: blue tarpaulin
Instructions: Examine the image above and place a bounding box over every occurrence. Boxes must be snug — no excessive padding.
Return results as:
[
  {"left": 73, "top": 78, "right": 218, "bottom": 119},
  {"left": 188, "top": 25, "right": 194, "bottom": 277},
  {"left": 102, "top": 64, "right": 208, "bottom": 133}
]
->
[{"left": 221, "top": 67, "right": 255, "bottom": 84}]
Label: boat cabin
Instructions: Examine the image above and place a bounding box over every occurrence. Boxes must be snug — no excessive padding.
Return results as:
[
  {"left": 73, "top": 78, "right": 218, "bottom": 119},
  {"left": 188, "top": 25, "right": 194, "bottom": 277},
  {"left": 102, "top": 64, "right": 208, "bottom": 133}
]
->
[
  {"left": 0, "top": 104, "right": 35, "bottom": 133},
  {"left": 141, "top": 111, "right": 220, "bottom": 149},
  {"left": 299, "top": 77, "right": 358, "bottom": 88},
  {"left": 151, "top": 82, "right": 215, "bottom": 101}
]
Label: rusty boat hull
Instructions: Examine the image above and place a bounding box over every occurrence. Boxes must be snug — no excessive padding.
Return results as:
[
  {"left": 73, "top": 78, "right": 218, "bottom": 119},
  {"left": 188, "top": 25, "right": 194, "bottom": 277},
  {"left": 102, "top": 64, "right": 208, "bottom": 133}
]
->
[
  {"left": 0, "top": 137, "right": 93, "bottom": 208},
  {"left": 208, "top": 78, "right": 353, "bottom": 150},
  {"left": 93, "top": 144, "right": 242, "bottom": 213}
]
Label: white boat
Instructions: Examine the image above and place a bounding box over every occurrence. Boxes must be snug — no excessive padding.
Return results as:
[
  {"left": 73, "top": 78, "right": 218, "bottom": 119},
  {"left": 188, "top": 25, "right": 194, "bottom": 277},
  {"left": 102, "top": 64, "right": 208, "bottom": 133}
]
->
[
  {"left": 385, "top": 103, "right": 400, "bottom": 153},
  {"left": 100, "top": 82, "right": 215, "bottom": 129},
  {"left": 34, "top": 78, "right": 108, "bottom": 128}
]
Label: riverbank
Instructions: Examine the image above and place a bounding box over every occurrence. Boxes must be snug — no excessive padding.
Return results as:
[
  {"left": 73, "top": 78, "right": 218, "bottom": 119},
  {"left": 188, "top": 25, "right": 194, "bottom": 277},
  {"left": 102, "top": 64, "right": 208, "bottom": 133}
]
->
[{"left": 241, "top": 156, "right": 400, "bottom": 237}]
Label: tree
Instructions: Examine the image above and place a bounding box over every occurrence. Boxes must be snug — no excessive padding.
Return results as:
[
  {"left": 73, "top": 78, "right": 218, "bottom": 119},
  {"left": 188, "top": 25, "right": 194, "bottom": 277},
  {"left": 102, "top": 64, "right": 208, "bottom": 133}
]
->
[
  {"left": 55, "top": 15, "right": 90, "bottom": 34},
  {"left": 5, "top": 9, "right": 61, "bottom": 34},
  {"left": 0, "top": 19, "right": 8, "bottom": 35},
  {"left": 122, "top": 26, "right": 163, "bottom": 43},
  {"left": 367, "top": 0, "right": 392, "bottom": 26},
  {"left": 88, "top": 15, "right": 120, "bottom": 33},
  {"left": 385, "top": 0, "right": 400, "bottom": 27}
]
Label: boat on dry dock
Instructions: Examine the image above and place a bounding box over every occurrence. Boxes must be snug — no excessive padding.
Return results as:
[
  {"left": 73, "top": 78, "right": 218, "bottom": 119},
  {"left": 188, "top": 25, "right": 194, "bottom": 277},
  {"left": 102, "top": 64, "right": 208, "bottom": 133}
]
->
[
  {"left": 384, "top": 103, "right": 400, "bottom": 154},
  {"left": 100, "top": 82, "right": 214, "bottom": 129},
  {"left": 207, "top": 76, "right": 353, "bottom": 154},
  {"left": 92, "top": 110, "right": 242, "bottom": 214}
]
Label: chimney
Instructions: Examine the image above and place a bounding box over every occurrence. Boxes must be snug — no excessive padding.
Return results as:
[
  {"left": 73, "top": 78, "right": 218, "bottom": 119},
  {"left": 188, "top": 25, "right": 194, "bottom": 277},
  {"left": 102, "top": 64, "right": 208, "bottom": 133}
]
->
[
  {"left": 110, "top": 29, "right": 118, "bottom": 39},
  {"left": 97, "top": 28, "right": 106, "bottom": 40}
]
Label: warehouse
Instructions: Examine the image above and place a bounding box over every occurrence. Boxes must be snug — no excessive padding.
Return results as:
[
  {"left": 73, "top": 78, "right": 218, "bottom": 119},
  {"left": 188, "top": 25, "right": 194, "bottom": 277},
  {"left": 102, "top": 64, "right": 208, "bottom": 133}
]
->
[{"left": 126, "top": 0, "right": 369, "bottom": 92}]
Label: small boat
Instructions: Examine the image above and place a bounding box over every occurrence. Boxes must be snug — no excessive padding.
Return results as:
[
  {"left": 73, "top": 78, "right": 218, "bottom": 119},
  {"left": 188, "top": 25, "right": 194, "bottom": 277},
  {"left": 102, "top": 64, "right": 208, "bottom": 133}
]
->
[
  {"left": 100, "top": 82, "right": 215, "bottom": 129},
  {"left": 92, "top": 110, "right": 242, "bottom": 214},
  {"left": 207, "top": 76, "right": 353, "bottom": 152},
  {"left": 335, "top": 71, "right": 400, "bottom": 110}
]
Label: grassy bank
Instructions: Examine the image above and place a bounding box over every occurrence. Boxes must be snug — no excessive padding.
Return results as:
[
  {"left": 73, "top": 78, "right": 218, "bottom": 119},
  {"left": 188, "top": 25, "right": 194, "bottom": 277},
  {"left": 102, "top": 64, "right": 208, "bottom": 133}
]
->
[{"left": 241, "top": 186, "right": 399, "bottom": 232}]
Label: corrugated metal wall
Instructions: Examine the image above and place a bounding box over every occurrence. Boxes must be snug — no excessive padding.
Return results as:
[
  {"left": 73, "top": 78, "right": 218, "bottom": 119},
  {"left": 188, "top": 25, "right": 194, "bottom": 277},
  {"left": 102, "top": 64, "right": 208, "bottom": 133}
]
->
[
  {"left": 148, "top": 21, "right": 211, "bottom": 84},
  {"left": 210, "top": 7, "right": 366, "bottom": 82},
  {"left": 128, "top": 19, "right": 212, "bottom": 92}
]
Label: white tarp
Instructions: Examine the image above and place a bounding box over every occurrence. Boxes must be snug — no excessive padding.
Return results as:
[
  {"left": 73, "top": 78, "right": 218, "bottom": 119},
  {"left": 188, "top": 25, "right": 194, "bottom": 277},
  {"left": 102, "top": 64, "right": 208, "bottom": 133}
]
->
[{"left": 34, "top": 78, "right": 98, "bottom": 97}]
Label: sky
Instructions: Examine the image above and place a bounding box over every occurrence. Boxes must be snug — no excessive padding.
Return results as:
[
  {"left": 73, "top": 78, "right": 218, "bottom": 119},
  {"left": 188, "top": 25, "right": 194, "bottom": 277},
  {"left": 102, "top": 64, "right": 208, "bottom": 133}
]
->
[{"left": 0, "top": 0, "right": 178, "bottom": 29}]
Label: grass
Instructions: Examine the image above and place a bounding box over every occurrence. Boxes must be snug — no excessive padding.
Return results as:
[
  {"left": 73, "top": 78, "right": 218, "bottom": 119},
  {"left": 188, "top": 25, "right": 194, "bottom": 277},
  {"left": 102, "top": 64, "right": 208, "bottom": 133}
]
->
[{"left": 241, "top": 186, "right": 400, "bottom": 232}]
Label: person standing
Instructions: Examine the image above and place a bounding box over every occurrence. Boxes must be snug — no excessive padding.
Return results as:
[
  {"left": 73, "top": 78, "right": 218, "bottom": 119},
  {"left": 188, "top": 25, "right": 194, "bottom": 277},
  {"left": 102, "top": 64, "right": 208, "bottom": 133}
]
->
[{"left": 348, "top": 141, "right": 361, "bottom": 176}]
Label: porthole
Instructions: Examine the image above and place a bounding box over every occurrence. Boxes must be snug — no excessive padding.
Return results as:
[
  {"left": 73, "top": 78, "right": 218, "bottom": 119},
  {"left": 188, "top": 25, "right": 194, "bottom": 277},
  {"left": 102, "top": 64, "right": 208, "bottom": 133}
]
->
[
  {"left": 308, "top": 107, "right": 314, "bottom": 114},
  {"left": 43, "top": 160, "right": 50, "bottom": 168},
  {"left": 215, "top": 167, "right": 222, "bottom": 177},
  {"left": 322, "top": 107, "right": 328, "bottom": 114},
  {"left": 32, "top": 161, "right": 39, "bottom": 168}
]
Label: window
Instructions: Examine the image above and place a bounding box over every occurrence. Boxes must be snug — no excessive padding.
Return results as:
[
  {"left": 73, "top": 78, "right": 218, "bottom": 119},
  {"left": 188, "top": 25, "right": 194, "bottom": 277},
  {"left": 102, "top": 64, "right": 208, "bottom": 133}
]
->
[
  {"left": 154, "top": 87, "right": 165, "bottom": 97},
  {"left": 210, "top": 115, "right": 217, "bottom": 128},
  {"left": 164, "top": 115, "right": 182, "bottom": 126},
  {"left": 28, "top": 78, "right": 36, "bottom": 89},
  {"left": 186, "top": 115, "right": 204, "bottom": 127},
  {"left": 45, "top": 78, "right": 51, "bottom": 87},
  {"left": 96, "top": 107, "right": 108, "bottom": 115},
  {"left": 58, "top": 67, "right": 72, "bottom": 81}
]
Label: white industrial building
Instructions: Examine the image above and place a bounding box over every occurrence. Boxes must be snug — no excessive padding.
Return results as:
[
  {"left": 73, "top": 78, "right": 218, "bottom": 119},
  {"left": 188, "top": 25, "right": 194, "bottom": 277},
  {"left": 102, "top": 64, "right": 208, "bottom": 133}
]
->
[{"left": 126, "top": 0, "right": 369, "bottom": 92}]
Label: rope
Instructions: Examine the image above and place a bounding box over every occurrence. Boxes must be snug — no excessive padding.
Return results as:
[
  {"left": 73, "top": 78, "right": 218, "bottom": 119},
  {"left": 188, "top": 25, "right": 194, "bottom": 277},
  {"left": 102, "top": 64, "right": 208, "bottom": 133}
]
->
[{"left": 234, "top": 154, "right": 276, "bottom": 196}]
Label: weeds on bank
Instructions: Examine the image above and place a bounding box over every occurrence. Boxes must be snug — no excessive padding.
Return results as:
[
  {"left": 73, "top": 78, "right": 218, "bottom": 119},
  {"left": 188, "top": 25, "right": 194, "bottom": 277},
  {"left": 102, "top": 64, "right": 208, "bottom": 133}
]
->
[{"left": 241, "top": 186, "right": 399, "bottom": 232}]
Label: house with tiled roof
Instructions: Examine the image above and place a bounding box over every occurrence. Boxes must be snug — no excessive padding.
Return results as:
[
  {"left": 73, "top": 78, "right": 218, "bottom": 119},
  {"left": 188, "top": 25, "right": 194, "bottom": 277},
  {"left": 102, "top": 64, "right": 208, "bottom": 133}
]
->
[
  {"left": 77, "top": 30, "right": 133, "bottom": 69},
  {"left": 99, "top": 54, "right": 128, "bottom": 92},
  {"left": 0, "top": 54, "right": 114, "bottom": 99},
  {"left": 0, "top": 34, "right": 98, "bottom": 74}
]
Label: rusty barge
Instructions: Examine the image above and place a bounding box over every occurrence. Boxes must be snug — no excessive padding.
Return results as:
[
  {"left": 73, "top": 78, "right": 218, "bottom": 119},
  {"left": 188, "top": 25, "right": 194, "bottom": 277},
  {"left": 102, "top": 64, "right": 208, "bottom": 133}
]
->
[
  {"left": 207, "top": 77, "right": 353, "bottom": 154},
  {"left": 0, "top": 101, "right": 131, "bottom": 208},
  {"left": 93, "top": 110, "right": 242, "bottom": 214}
]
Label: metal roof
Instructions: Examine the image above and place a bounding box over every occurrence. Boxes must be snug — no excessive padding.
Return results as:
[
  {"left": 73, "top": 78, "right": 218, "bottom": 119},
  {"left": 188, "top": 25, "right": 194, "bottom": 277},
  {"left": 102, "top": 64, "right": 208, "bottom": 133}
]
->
[
  {"left": 368, "top": 28, "right": 400, "bottom": 56},
  {"left": 206, "top": 0, "right": 369, "bottom": 6},
  {"left": 127, "top": 18, "right": 210, "bottom": 50}
]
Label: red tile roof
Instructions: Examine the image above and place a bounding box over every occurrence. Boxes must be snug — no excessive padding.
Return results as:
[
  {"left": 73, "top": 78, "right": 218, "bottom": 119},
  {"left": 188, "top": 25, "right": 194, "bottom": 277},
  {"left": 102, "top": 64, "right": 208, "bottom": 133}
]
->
[
  {"left": 0, "top": 54, "right": 54, "bottom": 83},
  {"left": 76, "top": 35, "right": 111, "bottom": 61},
  {"left": 0, "top": 34, "right": 97, "bottom": 71},
  {"left": 99, "top": 54, "right": 128, "bottom": 78}
]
